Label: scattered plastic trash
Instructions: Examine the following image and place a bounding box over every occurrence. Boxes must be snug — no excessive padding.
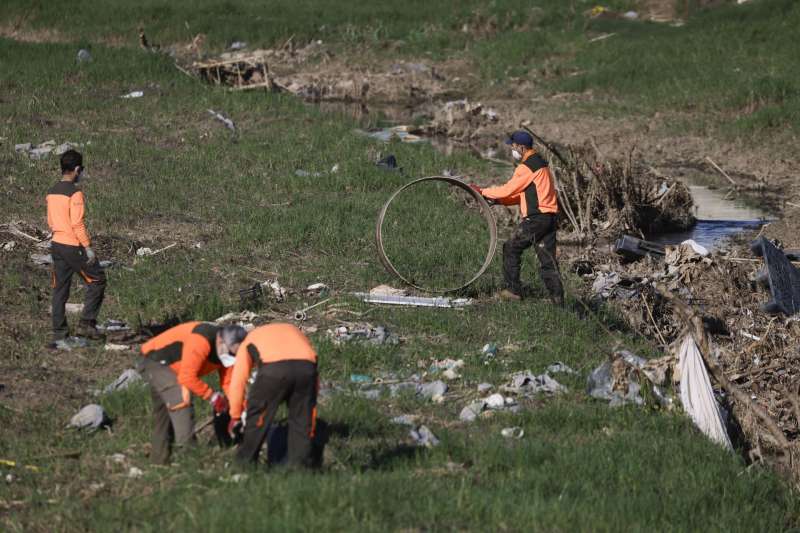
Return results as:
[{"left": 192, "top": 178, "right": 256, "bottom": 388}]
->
[
  {"left": 477, "top": 383, "right": 493, "bottom": 393},
  {"left": 678, "top": 335, "right": 732, "bottom": 449},
  {"left": 121, "top": 91, "right": 144, "bottom": 99},
  {"left": 328, "top": 324, "right": 399, "bottom": 345},
  {"left": 295, "top": 169, "right": 322, "bottom": 178},
  {"left": 262, "top": 279, "right": 288, "bottom": 302},
  {"left": 135, "top": 243, "right": 177, "bottom": 257},
  {"left": 501, "top": 427, "right": 524, "bottom": 439},
  {"left": 98, "top": 319, "right": 130, "bottom": 332},
  {"left": 65, "top": 303, "right": 84, "bottom": 314},
  {"left": 306, "top": 282, "right": 329, "bottom": 294},
  {"left": 30, "top": 253, "right": 53, "bottom": 266},
  {"left": 220, "top": 473, "right": 248, "bottom": 483},
  {"left": 481, "top": 343, "right": 498, "bottom": 358},
  {"left": 369, "top": 284, "right": 407, "bottom": 297},
  {"left": 376, "top": 154, "right": 399, "bottom": 171},
  {"left": 442, "top": 368, "right": 460, "bottom": 380},
  {"left": 215, "top": 310, "right": 258, "bottom": 324},
  {"left": 104, "top": 343, "right": 129, "bottom": 352},
  {"left": 546, "top": 362, "right": 577, "bottom": 375},
  {"left": 586, "top": 350, "right": 672, "bottom": 408},
  {"left": 409, "top": 425, "right": 440, "bottom": 448},
  {"left": 681, "top": 239, "right": 710, "bottom": 257},
  {"left": 76, "top": 49, "right": 92, "bottom": 63},
  {"left": 55, "top": 337, "right": 89, "bottom": 351},
  {"left": 16, "top": 141, "right": 80, "bottom": 160},
  {"left": 613, "top": 235, "right": 665, "bottom": 261},
  {"left": 207, "top": 109, "right": 236, "bottom": 132},
  {"left": 390, "top": 414, "right": 419, "bottom": 426},
  {"left": 68, "top": 404, "right": 110, "bottom": 431},
  {"left": 1, "top": 241, "right": 15, "bottom": 252},
  {"left": 229, "top": 41, "right": 248, "bottom": 50},
  {"left": 504, "top": 371, "right": 566, "bottom": 395},
  {"left": 127, "top": 467, "right": 144, "bottom": 479},
  {"left": 350, "top": 374, "right": 372, "bottom": 384},
  {"left": 459, "top": 400, "right": 486, "bottom": 422},
  {"left": 354, "top": 292, "right": 472, "bottom": 308},
  {"left": 622, "top": 10, "right": 639, "bottom": 19},
  {"left": 429, "top": 359, "right": 464, "bottom": 372},
  {"left": 485, "top": 393, "right": 505, "bottom": 409},
  {"left": 102, "top": 369, "right": 141, "bottom": 394},
  {"left": 417, "top": 380, "right": 447, "bottom": 401},
  {"left": 110, "top": 453, "right": 126, "bottom": 464}
]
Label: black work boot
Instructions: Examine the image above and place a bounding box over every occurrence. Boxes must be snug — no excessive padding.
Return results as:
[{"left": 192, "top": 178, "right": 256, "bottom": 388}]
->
[{"left": 77, "top": 320, "right": 105, "bottom": 340}]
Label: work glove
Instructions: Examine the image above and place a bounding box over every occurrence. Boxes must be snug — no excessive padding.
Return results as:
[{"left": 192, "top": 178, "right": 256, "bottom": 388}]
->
[
  {"left": 209, "top": 391, "right": 229, "bottom": 415},
  {"left": 228, "top": 417, "right": 243, "bottom": 439},
  {"left": 469, "top": 183, "right": 483, "bottom": 195},
  {"left": 84, "top": 246, "right": 97, "bottom": 265}
]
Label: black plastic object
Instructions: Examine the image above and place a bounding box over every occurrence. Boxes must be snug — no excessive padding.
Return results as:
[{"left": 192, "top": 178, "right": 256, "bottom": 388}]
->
[
  {"left": 376, "top": 175, "right": 498, "bottom": 293},
  {"left": 613, "top": 235, "right": 666, "bottom": 261},
  {"left": 750, "top": 236, "right": 800, "bottom": 315},
  {"left": 238, "top": 283, "right": 263, "bottom": 309},
  {"left": 377, "top": 154, "right": 399, "bottom": 171}
]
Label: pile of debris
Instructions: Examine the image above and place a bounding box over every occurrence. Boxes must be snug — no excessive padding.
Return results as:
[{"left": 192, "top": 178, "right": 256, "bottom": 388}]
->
[
  {"left": 420, "top": 99, "right": 500, "bottom": 142},
  {"left": 583, "top": 231, "right": 800, "bottom": 470},
  {"left": 189, "top": 43, "right": 451, "bottom": 104},
  {"left": 530, "top": 136, "right": 695, "bottom": 239}
]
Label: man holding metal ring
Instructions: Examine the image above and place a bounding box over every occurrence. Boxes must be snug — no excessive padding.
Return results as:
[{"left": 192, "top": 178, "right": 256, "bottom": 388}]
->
[{"left": 470, "top": 131, "right": 565, "bottom": 306}]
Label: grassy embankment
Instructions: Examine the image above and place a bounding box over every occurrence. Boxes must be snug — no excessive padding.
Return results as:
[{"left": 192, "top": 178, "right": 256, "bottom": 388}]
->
[{"left": 1, "top": 1, "right": 799, "bottom": 531}]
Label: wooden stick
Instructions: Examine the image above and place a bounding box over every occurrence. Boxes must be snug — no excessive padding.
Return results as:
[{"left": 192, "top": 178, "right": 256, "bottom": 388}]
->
[
  {"left": 641, "top": 293, "right": 668, "bottom": 346},
  {"left": 705, "top": 157, "right": 738, "bottom": 188}
]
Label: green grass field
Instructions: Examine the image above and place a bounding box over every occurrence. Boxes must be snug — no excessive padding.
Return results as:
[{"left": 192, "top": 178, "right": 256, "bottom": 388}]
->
[{"left": 2, "top": 1, "right": 799, "bottom": 531}]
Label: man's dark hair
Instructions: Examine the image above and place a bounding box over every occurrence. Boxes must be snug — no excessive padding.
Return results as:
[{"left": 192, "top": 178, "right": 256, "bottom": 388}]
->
[{"left": 60, "top": 150, "right": 83, "bottom": 174}]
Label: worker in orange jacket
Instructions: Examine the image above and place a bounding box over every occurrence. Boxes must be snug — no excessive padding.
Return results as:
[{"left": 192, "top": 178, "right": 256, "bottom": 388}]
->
[
  {"left": 138, "top": 321, "right": 247, "bottom": 464},
  {"left": 46, "top": 150, "right": 107, "bottom": 342},
  {"left": 227, "top": 323, "right": 318, "bottom": 467},
  {"left": 472, "top": 131, "right": 564, "bottom": 305}
]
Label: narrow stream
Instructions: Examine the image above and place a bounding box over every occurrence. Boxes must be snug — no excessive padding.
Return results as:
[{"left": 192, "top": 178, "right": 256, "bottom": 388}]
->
[{"left": 650, "top": 184, "right": 768, "bottom": 249}]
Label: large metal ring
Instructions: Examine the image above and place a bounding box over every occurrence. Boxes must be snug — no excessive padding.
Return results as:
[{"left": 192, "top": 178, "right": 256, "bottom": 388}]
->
[{"left": 375, "top": 176, "right": 498, "bottom": 293}]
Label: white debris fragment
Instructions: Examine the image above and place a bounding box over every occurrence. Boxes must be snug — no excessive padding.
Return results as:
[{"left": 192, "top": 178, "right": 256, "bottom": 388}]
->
[
  {"left": 102, "top": 369, "right": 141, "bottom": 394},
  {"left": 104, "top": 343, "right": 130, "bottom": 352},
  {"left": 485, "top": 393, "right": 506, "bottom": 409},
  {"left": 68, "top": 404, "right": 109, "bottom": 430},
  {"left": 65, "top": 303, "right": 84, "bottom": 314},
  {"left": 121, "top": 91, "right": 144, "bottom": 99},
  {"left": 501, "top": 427, "right": 524, "bottom": 439},
  {"left": 409, "top": 425, "right": 440, "bottom": 448},
  {"left": 127, "top": 467, "right": 144, "bottom": 478}
]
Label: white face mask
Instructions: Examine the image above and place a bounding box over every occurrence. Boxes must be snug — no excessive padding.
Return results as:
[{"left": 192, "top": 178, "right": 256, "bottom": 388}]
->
[
  {"left": 511, "top": 149, "right": 522, "bottom": 161},
  {"left": 219, "top": 352, "right": 236, "bottom": 368}
]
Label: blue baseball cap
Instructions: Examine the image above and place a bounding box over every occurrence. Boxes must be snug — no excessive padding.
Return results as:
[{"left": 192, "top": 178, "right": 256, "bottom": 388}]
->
[{"left": 504, "top": 130, "right": 534, "bottom": 148}]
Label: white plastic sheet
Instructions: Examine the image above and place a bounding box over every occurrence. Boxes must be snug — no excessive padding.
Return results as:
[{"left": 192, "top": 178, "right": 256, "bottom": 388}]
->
[{"left": 678, "top": 335, "right": 732, "bottom": 450}]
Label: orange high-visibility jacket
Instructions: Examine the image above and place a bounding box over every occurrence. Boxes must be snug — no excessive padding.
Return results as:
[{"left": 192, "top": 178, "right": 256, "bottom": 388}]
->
[
  {"left": 46, "top": 181, "right": 91, "bottom": 247},
  {"left": 228, "top": 323, "right": 317, "bottom": 420},
  {"left": 481, "top": 149, "right": 558, "bottom": 217},
  {"left": 140, "top": 321, "right": 230, "bottom": 400}
]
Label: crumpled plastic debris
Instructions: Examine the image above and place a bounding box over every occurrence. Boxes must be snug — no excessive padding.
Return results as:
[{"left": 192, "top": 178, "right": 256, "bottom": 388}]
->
[
  {"left": 54, "top": 337, "right": 89, "bottom": 351},
  {"left": 76, "top": 49, "right": 92, "bottom": 63},
  {"left": 102, "top": 369, "right": 142, "bottom": 395},
  {"left": 69, "top": 404, "right": 110, "bottom": 431},
  {"left": 477, "top": 383, "right": 493, "bottom": 393},
  {"left": 16, "top": 140, "right": 79, "bottom": 160},
  {"left": 30, "top": 253, "right": 53, "bottom": 266},
  {"left": 1, "top": 241, "right": 16, "bottom": 252},
  {"left": 98, "top": 319, "right": 130, "bottom": 332},
  {"left": 121, "top": 91, "right": 144, "bottom": 99},
  {"left": 263, "top": 279, "right": 287, "bottom": 301},
  {"left": 127, "top": 466, "right": 144, "bottom": 478},
  {"left": 587, "top": 350, "right": 674, "bottom": 408},
  {"left": 409, "top": 425, "right": 440, "bottom": 448},
  {"left": 369, "top": 284, "right": 407, "bottom": 297},
  {"left": 546, "top": 362, "right": 577, "bottom": 375},
  {"left": 391, "top": 414, "right": 420, "bottom": 426},
  {"left": 104, "top": 343, "right": 130, "bottom": 352},
  {"left": 416, "top": 380, "right": 447, "bottom": 401},
  {"left": 328, "top": 324, "right": 399, "bottom": 346},
  {"left": 501, "top": 427, "right": 524, "bottom": 439},
  {"left": 503, "top": 371, "right": 566, "bottom": 395}
]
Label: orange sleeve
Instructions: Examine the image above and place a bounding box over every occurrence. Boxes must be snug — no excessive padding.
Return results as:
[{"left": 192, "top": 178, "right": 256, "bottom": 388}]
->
[
  {"left": 481, "top": 166, "right": 531, "bottom": 202},
  {"left": 70, "top": 191, "right": 91, "bottom": 247},
  {"left": 176, "top": 334, "right": 214, "bottom": 400},
  {"left": 228, "top": 343, "right": 254, "bottom": 420},
  {"left": 219, "top": 367, "right": 233, "bottom": 398}
]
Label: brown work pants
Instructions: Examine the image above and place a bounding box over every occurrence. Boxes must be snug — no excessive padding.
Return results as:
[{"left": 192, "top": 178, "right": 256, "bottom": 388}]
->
[
  {"left": 137, "top": 358, "right": 195, "bottom": 464},
  {"left": 236, "top": 360, "right": 318, "bottom": 468}
]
